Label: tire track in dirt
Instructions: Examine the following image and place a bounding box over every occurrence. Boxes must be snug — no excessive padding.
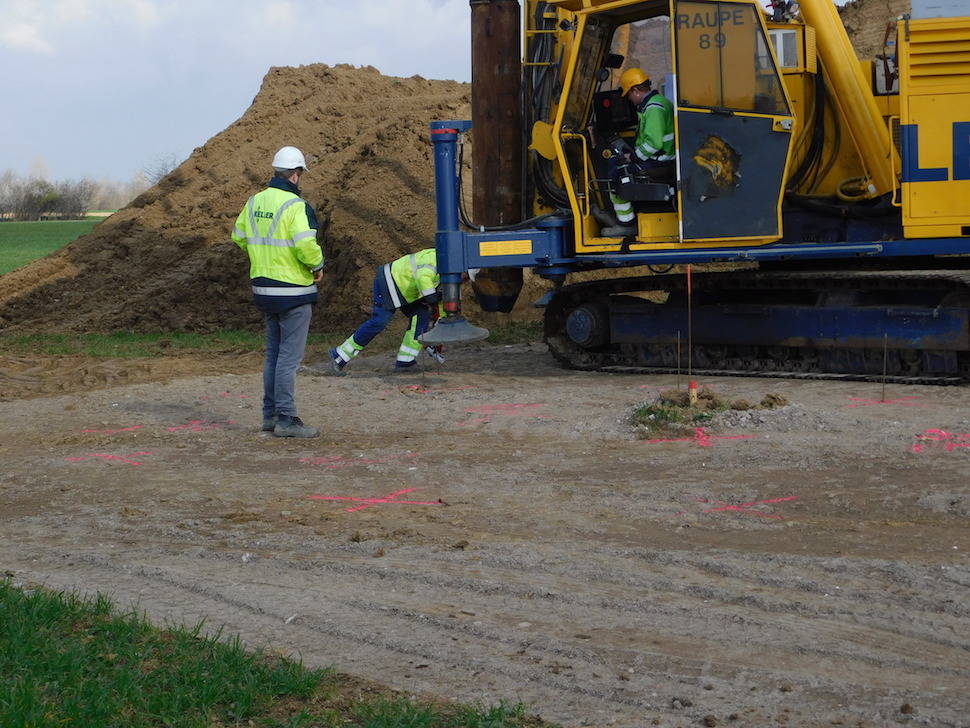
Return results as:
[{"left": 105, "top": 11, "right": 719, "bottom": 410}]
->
[
  {"left": 32, "top": 501, "right": 968, "bottom": 685},
  {"left": 263, "top": 547, "right": 969, "bottom": 687},
  {"left": 5, "top": 363, "right": 970, "bottom": 727},
  {"left": 10, "top": 536, "right": 968, "bottom": 726}
]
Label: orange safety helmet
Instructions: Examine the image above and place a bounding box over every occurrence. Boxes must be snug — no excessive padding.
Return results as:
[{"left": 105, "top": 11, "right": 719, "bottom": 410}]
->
[{"left": 619, "top": 67, "right": 650, "bottom": 96}]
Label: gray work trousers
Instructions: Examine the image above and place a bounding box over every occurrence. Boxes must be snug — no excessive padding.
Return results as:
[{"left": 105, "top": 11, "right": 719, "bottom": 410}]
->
[{"left": 262, "top": 303, "right": 312, "bottom": 419}]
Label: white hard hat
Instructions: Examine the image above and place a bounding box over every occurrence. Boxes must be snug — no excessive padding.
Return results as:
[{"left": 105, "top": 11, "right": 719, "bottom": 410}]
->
[{"left": 272, "top": 146, "right": 307, "bottom": 170}]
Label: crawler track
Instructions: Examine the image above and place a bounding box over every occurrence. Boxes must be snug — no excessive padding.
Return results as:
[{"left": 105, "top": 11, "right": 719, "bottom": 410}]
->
[{"left": 545, "top": 268, "right": 970, "bottom": 383}]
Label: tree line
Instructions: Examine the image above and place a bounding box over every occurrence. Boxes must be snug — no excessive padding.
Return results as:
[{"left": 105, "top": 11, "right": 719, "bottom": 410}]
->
[{"left": 0, "top": 160, "right": 176, "bottom": 221}]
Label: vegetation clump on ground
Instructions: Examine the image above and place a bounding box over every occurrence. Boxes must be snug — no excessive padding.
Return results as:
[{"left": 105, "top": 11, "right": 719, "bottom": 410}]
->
[
  {"left": 0, "top": 580, "right": 549, "bottom": 728},
  {"left": 631, "top": 386, "right": 789, "bottom": 437}
]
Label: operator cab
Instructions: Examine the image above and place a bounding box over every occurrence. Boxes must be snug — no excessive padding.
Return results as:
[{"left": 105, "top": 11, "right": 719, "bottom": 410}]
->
[
  {"left": 589, "top": 51, "right": 677, "bottom": 212},
  {"left": 536, "top": 0, "right": 795, "bottom": 252}
]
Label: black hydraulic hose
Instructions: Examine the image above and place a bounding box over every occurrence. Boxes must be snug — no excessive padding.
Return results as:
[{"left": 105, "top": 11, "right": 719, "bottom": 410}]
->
[
  {"left": 456, "top": 138, "right": 568, "bottom": 231},
  {"left": 785, "top": 191, "right": 898, "bottom": 218},
  {"left": 788, "top": 68, "right": 827, "bottom": 193},
  {"left": 526, "top": 1, "right": 570, "bottom": 211}
]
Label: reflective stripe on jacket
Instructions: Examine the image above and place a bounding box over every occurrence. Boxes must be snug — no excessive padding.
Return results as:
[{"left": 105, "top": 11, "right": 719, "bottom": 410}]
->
[
  {"left": 231, "top": 177, "right": 322, "bottom": 312},
  {"left": 383, "top": 248, "right": 439, "bottom": 309},
  {"left": 634, "top": 90, "right": 675, "bottom": 163}
]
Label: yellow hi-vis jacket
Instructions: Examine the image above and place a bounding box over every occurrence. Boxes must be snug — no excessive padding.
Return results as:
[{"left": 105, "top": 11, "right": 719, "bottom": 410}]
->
[
  {"left": 231, "top": 179, "right": 323, "bottom": 310},
  {"left": 383, "top": 248, "right": 440, "bottom": 309}
]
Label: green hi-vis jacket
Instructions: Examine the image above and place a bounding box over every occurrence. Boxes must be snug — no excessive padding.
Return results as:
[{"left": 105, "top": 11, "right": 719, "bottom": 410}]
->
[
  {"left": 633, "top": 90, "right": 675, "bottom": 163},
  {"left": 383, "top": 248, "right": 440, "bottom": 308},
  {"left": 231, "top": 179, "right": 323, "bottom": 287}
]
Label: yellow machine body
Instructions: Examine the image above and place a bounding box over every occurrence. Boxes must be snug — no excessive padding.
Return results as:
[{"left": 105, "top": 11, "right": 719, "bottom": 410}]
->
[
  {"left": 523, "top": 0, "right": 970, "bottom": 253},
  {"left": 898, "top": 14, "right": 970, "bottom": 239}
]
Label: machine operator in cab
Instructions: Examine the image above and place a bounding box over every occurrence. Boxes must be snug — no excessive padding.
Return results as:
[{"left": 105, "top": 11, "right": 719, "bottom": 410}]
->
[{"left": 602, "top": 67, "right": 676, "bottom": 237}]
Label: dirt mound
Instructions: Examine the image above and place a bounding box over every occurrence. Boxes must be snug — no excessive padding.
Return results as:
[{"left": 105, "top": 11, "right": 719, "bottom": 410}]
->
[
  {"left": 840, "top": 0, "right": 911, "bottom": 58},
  {"left": 0, "top": 65, "right": 477, "bottom": 333}
]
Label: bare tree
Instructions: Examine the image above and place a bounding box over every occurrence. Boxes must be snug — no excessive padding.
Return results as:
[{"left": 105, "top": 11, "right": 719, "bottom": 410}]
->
[
  {"left": 0, "top": 169, "right": 17, "bottom": 219},
  {"left": 55, "top": 179, "right": 96, "bottom": 219},
  {"left": 143, "top": 153, "right": 181, "bottom": 185}
]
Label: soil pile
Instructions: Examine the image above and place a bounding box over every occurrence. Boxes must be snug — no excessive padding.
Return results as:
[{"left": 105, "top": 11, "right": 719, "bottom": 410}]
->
[
  {"left": 0, "top": 65, "right": 472, "bottom": 333},
  {"left": 840, "top": 0, "right": 911, "bottom": 58}
]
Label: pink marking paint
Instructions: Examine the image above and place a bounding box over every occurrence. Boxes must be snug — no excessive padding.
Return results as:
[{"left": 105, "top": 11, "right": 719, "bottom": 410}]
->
[
  {"left": 65, "top": 451, "right": 152, "bottom": 466},
  {"left": 643, "top": 427, "right": 753, "bottom": 447},
  {"left": 700, "top": 495, "right": 800, "bottom": 520},
  {"left": 81, "top": 426, "right": 144, "bottom": 434},
  {"left": 299, "top": 453, "right": 419, "bottom": 469},
  {"left": 309, "top": 487, "right": 443, "bottom": 512},
  {"left": 912, "top": 429, "right": 970, "bottom": 454},
  {"left": 848, "top": 396, "right": 924, "bottom": 408}
]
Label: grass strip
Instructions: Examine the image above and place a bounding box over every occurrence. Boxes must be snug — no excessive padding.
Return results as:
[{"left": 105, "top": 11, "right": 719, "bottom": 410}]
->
[
  {"left": 0, "top": 580, "right": 548, "bottom": 728},
  {"left": 0, "top": 323, "right": 543, "bottom": 359}
]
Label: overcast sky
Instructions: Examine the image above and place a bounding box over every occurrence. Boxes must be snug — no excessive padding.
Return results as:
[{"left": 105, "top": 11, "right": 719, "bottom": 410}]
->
[
  {"left": 2, "top": 0, "right": 847, "bottom": 183},
  {"left": 1, "top": 0, "right": 472, "bottom": 182}
]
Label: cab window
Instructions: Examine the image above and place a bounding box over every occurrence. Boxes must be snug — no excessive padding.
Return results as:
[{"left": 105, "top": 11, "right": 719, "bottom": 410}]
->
[{"left": 675, "top": 0, "right": 789, "bottom": 116}]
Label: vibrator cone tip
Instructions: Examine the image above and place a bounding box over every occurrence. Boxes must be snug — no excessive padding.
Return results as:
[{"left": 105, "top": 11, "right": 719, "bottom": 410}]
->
[{"left": 419, "top": 317, "right": 489, "bottom": 345}]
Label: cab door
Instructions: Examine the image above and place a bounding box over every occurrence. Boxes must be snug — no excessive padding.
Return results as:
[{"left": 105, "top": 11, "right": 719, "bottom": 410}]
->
[{"left": 673, "top": 0, "right": 794, "bottom": 241}]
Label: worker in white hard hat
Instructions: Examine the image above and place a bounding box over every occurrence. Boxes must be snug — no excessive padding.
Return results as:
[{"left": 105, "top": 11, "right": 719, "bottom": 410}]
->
[
  {"left": 231, "top": 145, "right": 324, "bottom": 438},
  {"left": 602, "top": 67, "right": 676, "bottom": 237}
]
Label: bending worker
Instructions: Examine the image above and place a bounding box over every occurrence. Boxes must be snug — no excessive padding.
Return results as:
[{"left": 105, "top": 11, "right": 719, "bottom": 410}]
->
[
  {"left": 327, "top": 248, "right": 453, "bottom": 374},
  {"left": 603, "top": 67, "right": 675, "bottom": 237},
  {"left": 232, "top": 146, "right": 323, "bottom": 438}
]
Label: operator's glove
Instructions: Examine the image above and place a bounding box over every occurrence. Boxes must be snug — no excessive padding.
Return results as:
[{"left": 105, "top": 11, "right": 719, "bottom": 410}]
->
[
  {"left": 608, "top": 134, "right": 635, "bottom": 160},
  {"left": 424, "top": 345, "right": 445, "bottom": 364},
  {"left": 419, "top": 292, "right": 442, "bottom": 306}
]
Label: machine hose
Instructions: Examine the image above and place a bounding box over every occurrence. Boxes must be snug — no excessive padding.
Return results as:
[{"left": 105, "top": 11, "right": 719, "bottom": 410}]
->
[{"left": 785, "top": 191, "right": 897, "bottom": 218}]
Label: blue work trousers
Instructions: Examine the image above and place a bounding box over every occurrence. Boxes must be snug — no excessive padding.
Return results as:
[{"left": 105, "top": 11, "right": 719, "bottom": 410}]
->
[
  {"left": 350, "top": 271, "right": 432, "bottom": 349},
  {"left": 263, "top": 303, "right": 312, "bottom": 418},
  {"left": 352, "top": 274, "right": 395, "bottom": 348}
]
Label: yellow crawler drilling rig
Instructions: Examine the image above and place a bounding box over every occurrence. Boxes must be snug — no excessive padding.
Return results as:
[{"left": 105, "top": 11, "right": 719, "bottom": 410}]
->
[{"left": 424, "top": 0, "right": 970, "bottom": 383}]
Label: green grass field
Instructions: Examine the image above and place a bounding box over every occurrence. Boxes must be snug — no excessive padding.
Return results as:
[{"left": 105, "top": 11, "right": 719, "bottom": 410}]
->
[
  {"left": 0, "top": 323, "right": 544, "bottom": 359},
  {"left": 0, "top": 580, "right": 545, "bottom": 728},
  {"left": 0, "top": 218, "right": 102, "bottom": 275}
]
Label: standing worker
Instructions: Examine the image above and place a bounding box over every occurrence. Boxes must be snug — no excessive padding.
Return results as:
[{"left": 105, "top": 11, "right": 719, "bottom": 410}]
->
[
  {"left": 603, "top": 67, "right": 675, "bottom": 237},
  {"left": 232, "top": 146, "right": 324, "bottom": 438},
  {"left": 326, "top": 248, "right": 454, "bottom": 374}
]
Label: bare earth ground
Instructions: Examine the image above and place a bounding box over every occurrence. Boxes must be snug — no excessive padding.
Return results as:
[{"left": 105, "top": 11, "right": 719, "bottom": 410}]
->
[{"left": 2, "top": 343, "right": 969, "bottom": 727}]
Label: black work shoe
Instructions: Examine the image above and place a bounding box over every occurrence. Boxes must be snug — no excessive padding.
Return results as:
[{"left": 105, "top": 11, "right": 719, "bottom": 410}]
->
[
  {"left": 328, "top": 350, "right": 347, "bottom": 376},
  {"left": 261, "top": 415, "right": 277, "bottom": 432},
  {"left": 591, "top": 204, "right": 620, "bottom": 228},
  {"left": 392, "top": 361, "right": 418, "bottom": 374},
  {"left": 601, "top": 223, "right": 637, "bottom": 237},
  {"left": 273, "top": 416, "right": 320, "bottom": 438},
  {"left": 299, "top": 354, "right": 345, "bottom": 377}
]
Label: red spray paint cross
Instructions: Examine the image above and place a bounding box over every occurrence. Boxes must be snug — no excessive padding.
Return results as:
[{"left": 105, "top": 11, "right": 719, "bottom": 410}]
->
[
  {"left": 694, "top": 495, "right": 800, "bottom": 520},
  {"left": 65, "top": 452, "right": 152, "bottom": 466},
  {"left": 308, "top": 488, "right": 443, "bottom": 513},
  {"left": 912, "top": 429, "right": 970, "bottom": 454}
]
